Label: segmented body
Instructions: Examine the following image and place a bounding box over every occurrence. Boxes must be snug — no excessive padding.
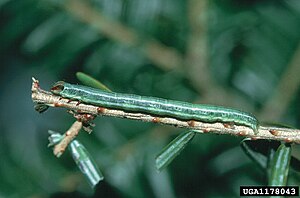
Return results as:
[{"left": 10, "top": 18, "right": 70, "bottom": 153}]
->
[{"left": 51, "top": 81, "right": 259, "bottom": 132}]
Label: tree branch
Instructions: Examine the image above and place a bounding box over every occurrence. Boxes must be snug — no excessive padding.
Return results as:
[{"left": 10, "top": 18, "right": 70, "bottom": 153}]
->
[
  {"left": 186, "top": 0, "right": 211, "bottom": 94},
  {"left": 54, "top": 0, "right": 257, "bottom": 112},
  {"left": 31, "top": 78, "right": 300, "bottom": 144},
  {"left": 63, "top": 0, "right": 184, "bottom": 71},
  {"left": 259, "top": 42, "right": 300, "bottom": 121}
]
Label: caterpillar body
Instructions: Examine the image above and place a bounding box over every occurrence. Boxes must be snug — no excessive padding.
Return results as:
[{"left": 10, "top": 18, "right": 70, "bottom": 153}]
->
[{"left": 51, "top": 81, "right": 259, "bottom": 133}]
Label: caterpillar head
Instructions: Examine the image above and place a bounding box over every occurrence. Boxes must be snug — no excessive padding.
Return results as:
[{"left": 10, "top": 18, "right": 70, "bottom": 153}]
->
[{"left": 51, "top": 81, "right": 65, "bottom": 95}]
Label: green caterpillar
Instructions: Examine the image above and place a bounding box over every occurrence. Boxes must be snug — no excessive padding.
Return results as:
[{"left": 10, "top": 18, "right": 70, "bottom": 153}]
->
[{"left": 51, "top": 81, "right": 259, "bottom": 133}]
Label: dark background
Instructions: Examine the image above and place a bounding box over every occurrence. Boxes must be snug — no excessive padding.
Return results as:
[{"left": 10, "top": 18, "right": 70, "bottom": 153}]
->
[{"left": 0, "top": 0, "right": 300, "bottom": 197}]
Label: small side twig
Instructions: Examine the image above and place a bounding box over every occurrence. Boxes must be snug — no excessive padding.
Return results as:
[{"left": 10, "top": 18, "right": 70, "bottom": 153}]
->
[
  {"left": 32, "top": 78, "right": 300, "bottom": 144},
  {"left": 54, "top": 121, "right": 82, "bottom": 157}
]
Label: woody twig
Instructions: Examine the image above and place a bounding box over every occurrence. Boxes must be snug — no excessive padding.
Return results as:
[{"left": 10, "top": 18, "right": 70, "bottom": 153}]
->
[{"left": 32, "top": 78, "right": 300, "bottom": 145}]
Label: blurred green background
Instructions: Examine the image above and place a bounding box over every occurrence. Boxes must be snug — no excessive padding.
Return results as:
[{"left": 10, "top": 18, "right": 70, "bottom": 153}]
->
[{"left": 1, "top": 0, "right": 300, "bottom": 197}]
